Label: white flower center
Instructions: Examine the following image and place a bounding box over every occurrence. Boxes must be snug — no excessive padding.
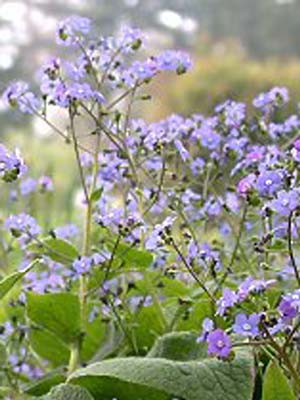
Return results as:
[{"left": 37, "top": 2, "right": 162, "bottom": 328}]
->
[
  {"left": 265, "top": 179, "right": 273, "bottom": 186},
  {"left": 282, "top": 199, "right": 289, "bottom": 206},
  {"left": 216, "top": 340, "right": 224, "bottom": 348},
  {"left": 242, "top": 323, "right": 252, "bottom": 331}
]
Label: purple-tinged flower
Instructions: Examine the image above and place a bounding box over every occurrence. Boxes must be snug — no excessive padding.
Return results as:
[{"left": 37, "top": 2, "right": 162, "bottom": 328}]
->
[
  {"left": 253, "top": 87, "right": 289, "bottom": 112},
  {"left": 216, "top": 100, "right": 246, "bottom": 128},
  {"left": 207, "top": 329, "right": 231, "bottom": 358},
  {"left": 2, "top": 81, "right": 40, "bottom": 114},
  {"left": 279, "top": 299, "right": 297, "bottom": 322},
  {"left": 72, "top": 256, "right": 93, "bottom": 276},
  {"left": 256, "top": 170, "right": 283, "bottom": 197},
  {"left": 280, "top": 290, "right": 300, "bottom": 317},
  {"left": 38, "top": 176, "right": 53, "bottom": 192},
  {"left": 237, "top": 173, "right": 256, "bottom": 196},
  {"left": 80, "top": 152, "right": 94, "bottom": 168},
  {"left": 0, "top": 144, "right": 27, "bottom": 182},
  {"left": 56, "top": 15, "right": 91, "bottom": 46},
  {"left": 199, "top": 126, "right": 221, "bottom": 150},
  {"left": 117, "top": 26, "right": 144, "bottom": 52},
  {"left": 54, "top": 224, "right": 79, "bottom": 240},
  {"left": 216, "top": 288, "right": 238, "bottom": 316},
  {"left": 145, "top": 216, "right": 176, "bottom": 250},
  {"left": 269, "top": 190, "right": 299, "bottom": 216},
  {"left": 291, "top": 139, "right": 300, "bottom": 162},
  {"left": 19, "top": 177, "right": 37, "bottom": 196},
  {"left": 174, "top": 139, "right": 190, "bottom": 161},
  {"left": 197, "top": 318, "right": 214, "bottom": 342},
  {"left": 237, "top": 277, "right": 276, "bottom": 301},
  {"left": 5, "top": 213, "right": 41, "bottom": 241},
  {"left": 190, "top": 157, "right": 205, "bottom": 175},
  {"left": 156, "top": 50, "right": 192, "bottom": 74},
  {"left": 232, "top": 313, "right": 260, "bottom": 337}
]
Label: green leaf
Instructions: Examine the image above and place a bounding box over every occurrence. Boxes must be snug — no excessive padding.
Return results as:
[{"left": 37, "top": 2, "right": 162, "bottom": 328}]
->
[
  {"left": 0, "top": 342, "right": 7, "bottom": 365},
  {"left": 29, "top": 328, "right": 70, "bottom": 366},
  {"left": 90, "top": 187, "right": 103, "bottom": 203},
  {"left": 147, "top": 331, "right": 207, "bottom": 361},
  {"left": 69, "top": 332, "right": 254, "bottom": 400},
  {"left": 43, "top": 383, "right": 94, "bottom": 400},
  {"left": 24, "top": 369, "right": 65, "bottom": 396},
  {"left": 0, "top": 259, "right": 39, "bottom": 301},
  {"left": 133, "top": 304, "right": 166, "bottom": 352},
  {"left": 110, "top": 242, "right": 153, "bottom": 271},
  {"left": 27, "top": 293, "right": 81, "bottom": 344},
  {"left": 176, "top": 298, "right": 212, "bottom": 331},
  {"left": 262, "top": 361, "right": 296, "bottom": 400},
  {"left": 29, "top": 238, "right": 79, "bottom": 264},
  {"left": 81, "top": 302, "right": 107, "bottom": 362}
]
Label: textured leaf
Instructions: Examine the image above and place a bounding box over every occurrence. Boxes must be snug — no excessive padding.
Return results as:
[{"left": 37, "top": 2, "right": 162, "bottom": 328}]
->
[
  {"left": 27, "top": 293, "right": 81, "bottom": 344},
  {"left": 69, "top": 332, "right": 254, "bottom": 400},
  {"left": 0, "top": 259, "right": 39, "bottom": 300},
  {"left": 262, "top": 362, "right": 296, "bottom": 400},
  {"left": 147, "top": 331, "right": 207, "bottom": 361},
  {"left": 43, "top": 383, "right": 94, "bottom": 400},
  {"left": 24, "top": 369, "right": 65, "bottom": 396}
]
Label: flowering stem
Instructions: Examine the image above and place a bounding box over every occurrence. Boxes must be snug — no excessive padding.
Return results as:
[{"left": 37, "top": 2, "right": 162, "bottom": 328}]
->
[
  {"left": 287, "top": 212, "right": 300, "bottom": 287},
  {"left": 170, "top": 238, "right": 215, "bottom": 303},
  {"left": 262, "top": 322, "right": 300, "bottom": 394},
  {"left": 68, "top": 116, "right": 101, "bottom": 374}
]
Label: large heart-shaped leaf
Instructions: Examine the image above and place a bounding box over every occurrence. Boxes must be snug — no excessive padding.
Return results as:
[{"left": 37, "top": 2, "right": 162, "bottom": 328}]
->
[{"left": 69, "top": 332, "right": 254, "bottom": 400}]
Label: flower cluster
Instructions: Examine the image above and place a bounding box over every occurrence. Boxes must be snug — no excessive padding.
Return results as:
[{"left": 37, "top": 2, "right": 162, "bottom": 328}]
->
[{"left": 2, "top": 14, "right": 300, "bottom": 397}]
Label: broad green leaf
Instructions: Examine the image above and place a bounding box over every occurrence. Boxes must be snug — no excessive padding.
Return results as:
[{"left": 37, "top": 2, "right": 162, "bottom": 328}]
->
[
  {"left": 43, "top": 383, "right": 94, "bottom": 400},
  {"left": 81, "top": 303, "right": 107, "bottom": 362},
  {"left": 262, "top": 361, "right": 296, "bottom": 400},
  {"left": 24, "top": 369, "right": 65, "bottom": 396},
  {"left": 27, "top": 293, "right": 81, "bottom": 344},
  {"left": 69, "top": 352, "right": 254, "bottom": 400},
  {"left": 110, "top": 242, "right": 153, "bottom": 270},
  {"left": 0, "top": 259, "right": 39, "bottom": 301},
  {"left": 176, "top": 298, "right": 212, "bottom": 331},
  {"left": 28, "top": 238, "right": 78, "bottom": 264},
  {"left": 133, "top": 304, "right": 166, "bottom": 352},
  {"left": 147, "top": 331, "right": 207, "bottom": 361},
  {"left": 159, "top": 277, "right": 192, "bottom": 298},
  {"left": 29, "top": 329, "right": 70, "bottom": 366}
]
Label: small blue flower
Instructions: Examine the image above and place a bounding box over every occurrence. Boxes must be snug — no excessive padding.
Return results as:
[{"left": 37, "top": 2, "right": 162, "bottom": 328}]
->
[{"left": 232, "top": 313, "right": 260, "bottom": 337}]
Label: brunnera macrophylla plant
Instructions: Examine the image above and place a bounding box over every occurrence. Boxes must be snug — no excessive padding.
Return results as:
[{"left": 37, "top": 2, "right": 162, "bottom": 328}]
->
[{"left": 1, "top": 14, "right": 300, "bottom": 400}]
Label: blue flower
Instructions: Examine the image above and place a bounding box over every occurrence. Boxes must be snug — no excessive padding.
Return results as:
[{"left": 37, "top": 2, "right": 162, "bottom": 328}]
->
[
  {"left": 256, "top": 170, "right": 283, "bottom": 197},
  {"left": 232, "top": 313, "right": 260, "bottom": 337},
  {"left": 269, "top": 189, "right": 299, "bottom": 215},
  {"left": 207, "top": 329, "right": 231, "bottom": 358}
]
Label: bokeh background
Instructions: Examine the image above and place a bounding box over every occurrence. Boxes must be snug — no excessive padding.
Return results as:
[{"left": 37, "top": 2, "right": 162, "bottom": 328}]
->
[{"left": 1, "top": 0, "right": 300, "bottom": 219}]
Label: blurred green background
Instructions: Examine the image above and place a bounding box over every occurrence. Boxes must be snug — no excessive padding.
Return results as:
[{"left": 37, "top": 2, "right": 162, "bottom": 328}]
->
[{"left": 1, "top": 0, "right": 300, "bottom": 218}]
